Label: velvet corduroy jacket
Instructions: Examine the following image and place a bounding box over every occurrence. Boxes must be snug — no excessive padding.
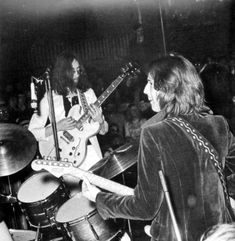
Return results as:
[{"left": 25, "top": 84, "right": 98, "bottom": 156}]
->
[{"left": 96, "top": 111, "right": 235, "bottom": 241}]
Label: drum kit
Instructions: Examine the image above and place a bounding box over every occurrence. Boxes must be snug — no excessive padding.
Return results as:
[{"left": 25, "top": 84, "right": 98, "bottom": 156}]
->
[{"left": 0, "top": 123, "right": 138, "bottom": 241}]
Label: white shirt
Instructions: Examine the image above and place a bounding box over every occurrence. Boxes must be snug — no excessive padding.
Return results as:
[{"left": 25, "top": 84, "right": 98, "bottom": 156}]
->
[{"left": 28, "top": 88, "right": 107, "bottom": 162}]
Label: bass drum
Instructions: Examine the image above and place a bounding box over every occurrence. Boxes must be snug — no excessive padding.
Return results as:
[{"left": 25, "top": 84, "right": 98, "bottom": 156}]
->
[
  {"left": 17, "top": 172, "right": 69, "bottom": 228},
  {"left": 56, "top": 194, "right": 122, "bottom": 241}
]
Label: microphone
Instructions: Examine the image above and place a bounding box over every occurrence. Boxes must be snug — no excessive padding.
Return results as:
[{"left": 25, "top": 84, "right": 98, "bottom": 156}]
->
[
  {"left": 32, "top": 76, "right": 44, "bottom": 84},
  {"left": 30, "top": 77, "right": 37, "bottom": 111}
]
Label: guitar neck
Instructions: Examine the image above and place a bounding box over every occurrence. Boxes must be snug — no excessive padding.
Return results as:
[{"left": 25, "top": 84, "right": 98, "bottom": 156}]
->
[
  {"left": 32, "top": 159, "right": 134, "bottom": 196},
  {"left": 76, "top": 75, "right": 126, "bottom": 128},
  {"left": 71, "top": 167, "right": 134, "bottom": 196},
  {"left": 95, "top": 76, "right": 124, "bottom": 108}
]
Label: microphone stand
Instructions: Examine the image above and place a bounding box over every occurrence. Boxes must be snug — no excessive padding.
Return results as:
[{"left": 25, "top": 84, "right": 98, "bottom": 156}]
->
[{"left": 44, "top": 69, "right": 60, "bottom": 161}]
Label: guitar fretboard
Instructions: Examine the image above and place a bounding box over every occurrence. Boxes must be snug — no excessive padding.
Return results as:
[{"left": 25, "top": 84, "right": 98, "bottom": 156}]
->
[{"left": 75, "top": 71, "right": 132, "bottom": 129}]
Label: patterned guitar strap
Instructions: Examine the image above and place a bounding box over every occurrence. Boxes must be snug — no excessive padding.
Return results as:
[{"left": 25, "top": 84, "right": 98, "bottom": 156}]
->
[
  {"left": 78, "top": 89, "right": 90, "bottom": 117},
  {"left": 167, "top": 116, "right": 235, "bottom": 221}
]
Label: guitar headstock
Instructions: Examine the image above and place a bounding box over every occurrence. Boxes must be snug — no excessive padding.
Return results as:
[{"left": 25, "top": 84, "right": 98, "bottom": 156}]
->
[
  {"left": 121, "top": 62, "right": 141, "bottom": 78},
  {"left": 31, "top": 159, "right": 73, "bottom": 178}
]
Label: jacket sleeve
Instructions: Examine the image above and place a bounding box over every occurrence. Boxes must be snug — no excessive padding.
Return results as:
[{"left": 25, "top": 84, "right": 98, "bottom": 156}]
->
[
  {"left": 28, "top": 94, "right": 49, "bottom": 141},
  {"left": 225, "top": 118, "right": 235, "bottom": 196},
  {"left": 96, "top": 125, "right": 164, "bottom": 220}
]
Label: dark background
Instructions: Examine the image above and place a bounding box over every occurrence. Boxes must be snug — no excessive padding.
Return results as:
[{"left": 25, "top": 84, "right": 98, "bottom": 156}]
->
[{"left": 0, "top": 0, "right": 235, "bottom": 88}]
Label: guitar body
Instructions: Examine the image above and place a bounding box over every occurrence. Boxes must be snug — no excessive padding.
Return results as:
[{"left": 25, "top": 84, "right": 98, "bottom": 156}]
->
[{"left": 39, "top": 105, "right": 100, "bottom": 167}]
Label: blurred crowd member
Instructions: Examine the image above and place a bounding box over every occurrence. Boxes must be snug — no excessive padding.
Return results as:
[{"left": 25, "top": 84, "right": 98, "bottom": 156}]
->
[
  {"left": 104, "top": 103, "right": 127, "bottom": 139},
  {"left": 138, "top": 100, "right": 155, "bottom": 119},
  {"left": 124, "top": 104, "right": 146, "bottom": 142},
  {"left": 100, "top": 122, "right": 125, "bottom": 157},
  {"left": 0, "top": 95, "right": 9, "bottom": 123},
  {"left": 17, "top": 94, "right": 33, "bottom": 124},
  {"left": 200, "top": 61, "right": 233, "bottom": 119},
  {"left": 7, "top": 96, "right": 19, "bottom": 123}
]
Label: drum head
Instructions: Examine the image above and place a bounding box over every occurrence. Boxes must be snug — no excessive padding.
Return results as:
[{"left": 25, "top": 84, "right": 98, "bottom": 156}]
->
[
  {"left": 17, "top": 172, "right": 60, "bottom": 203},
  {"left": 56, "top": 194, "right": 95, "bottom": 223}
]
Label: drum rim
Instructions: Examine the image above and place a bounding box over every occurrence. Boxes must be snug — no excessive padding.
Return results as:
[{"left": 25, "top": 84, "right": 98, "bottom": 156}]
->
[
  {"left": 17, "top": 171, "right": 61, "bottom": 203},
  {"left": 56, "top": 209, "right": 97, "bottom": 224}
]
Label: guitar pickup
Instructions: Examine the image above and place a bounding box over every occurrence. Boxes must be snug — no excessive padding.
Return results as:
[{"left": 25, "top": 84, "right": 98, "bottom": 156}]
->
[{"left": 62, "top": 131, "right": 74, "bottom": 142}]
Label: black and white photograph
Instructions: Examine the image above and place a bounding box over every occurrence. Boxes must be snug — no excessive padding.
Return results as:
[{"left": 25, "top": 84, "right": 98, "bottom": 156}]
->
[{"left": 0, "top": 0, "right": 235, "bottom": 240}]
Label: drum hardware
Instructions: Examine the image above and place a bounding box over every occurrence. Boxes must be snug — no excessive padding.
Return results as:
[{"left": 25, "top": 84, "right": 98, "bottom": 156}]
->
[
  {"left": 85, "top": 215, "right": 99, "bottom": 240},
  {"left": 120, "top": 172, "right": 133, "bottom": 241},
  {"left": 35, "top": 224, "right": 41, "bottom": 241},
  {"left": 59, "top": 224, "right": 73, "bottom": 241},
  {"left": 2, "top": 175, "right": 19, "bottom": 229}
]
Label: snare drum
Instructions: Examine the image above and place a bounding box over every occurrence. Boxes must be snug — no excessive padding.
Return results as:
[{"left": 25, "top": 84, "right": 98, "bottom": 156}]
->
[
  {"left": 56, "top": 194, "right": 121, "bottom": 241},
  {"left": 17, "top": 172, "right": 69, "bottom": 228}
]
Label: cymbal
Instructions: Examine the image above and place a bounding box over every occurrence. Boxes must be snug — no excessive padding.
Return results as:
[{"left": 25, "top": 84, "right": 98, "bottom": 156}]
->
[
  {"left": 89, "top": 141, "right": 139, "bottom": 180},
  {"left": 0, "top": 123, "right": 37, "bottom": 177}
]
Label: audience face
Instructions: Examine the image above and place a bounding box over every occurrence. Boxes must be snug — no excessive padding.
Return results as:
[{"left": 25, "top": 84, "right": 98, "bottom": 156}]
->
[
  {"left": 9, "top": 96, "right": 17, "bottom": 109},
  {"left": 130, "top": 105, "right": 140, "bottom": 119}
]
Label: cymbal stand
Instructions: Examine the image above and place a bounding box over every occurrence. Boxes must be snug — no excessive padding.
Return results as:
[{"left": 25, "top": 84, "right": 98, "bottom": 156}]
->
[
  {"left": 35, "top": 224, "right": 41, "bottom": 241},
  {"left": 7, "top": 176, "right": 17, "bottom": 229},
  {"left": 44, "top": 69, "right": 60, "bottom": 161},
  {"left": 114, "top": 154, "right": 133, "bottom": 241}
]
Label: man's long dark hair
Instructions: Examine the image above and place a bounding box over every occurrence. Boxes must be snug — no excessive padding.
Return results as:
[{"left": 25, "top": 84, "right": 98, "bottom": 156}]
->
[
  {"left": 148, "top": 54, "right": 210, "bottom": 117},
  {"left": 51, "top": 51, "right": 90, "bottom": 95}
]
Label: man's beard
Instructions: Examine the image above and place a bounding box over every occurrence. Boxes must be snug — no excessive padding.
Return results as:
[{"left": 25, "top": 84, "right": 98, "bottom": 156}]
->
[{"left": 73, "top": 78, "right": 79, "bottom": 88}]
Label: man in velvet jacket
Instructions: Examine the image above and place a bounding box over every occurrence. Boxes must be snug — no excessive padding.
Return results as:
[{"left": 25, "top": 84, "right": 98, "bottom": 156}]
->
[{"left": 82, "top": 54, "right": 235, "bottom": 241}]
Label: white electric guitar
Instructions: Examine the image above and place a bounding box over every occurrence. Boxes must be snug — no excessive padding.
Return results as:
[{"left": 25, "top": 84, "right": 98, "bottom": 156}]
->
[
  {"left": 31, "top": 158, "right": 134, "bottom": 196},
  {"left": 39, "top": 63, "right": 140, "bottom": 168}
]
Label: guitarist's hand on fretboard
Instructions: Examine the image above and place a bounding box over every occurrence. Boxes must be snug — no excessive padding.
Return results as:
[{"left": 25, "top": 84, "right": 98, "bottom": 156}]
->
[
  {"left": 88, "top": 104, "right": 108, "bottom": 134},
  {"left": 82, "top": 176, "right": 101, "bottom": 202},
  {"left": 88, "top": 104, "right": 104, "bottom": 124}
]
